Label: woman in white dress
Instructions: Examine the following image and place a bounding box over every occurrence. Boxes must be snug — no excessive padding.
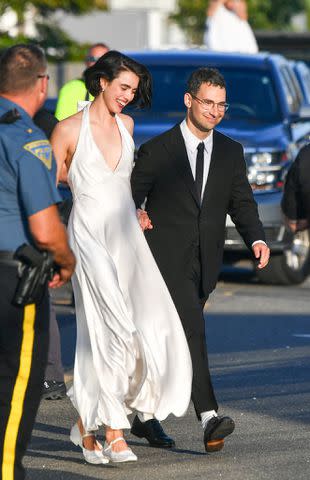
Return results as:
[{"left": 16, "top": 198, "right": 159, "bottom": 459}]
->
[{"left": 51, "top": 51, "right": 192, "bottom": 464}]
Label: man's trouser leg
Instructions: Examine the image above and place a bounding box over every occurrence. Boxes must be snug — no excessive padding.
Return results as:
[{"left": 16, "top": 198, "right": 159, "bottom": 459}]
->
[
  {"left": 164, "top": 248, "right": 218, "bottom": 418},
  {"left": 0, "top": 263, "right": 49, "bottom": 480},
  {"left": 173, "top": 288, "right": 218, "bottom": 418}
]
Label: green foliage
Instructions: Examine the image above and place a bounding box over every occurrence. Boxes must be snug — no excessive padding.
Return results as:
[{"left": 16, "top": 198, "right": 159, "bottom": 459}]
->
[
  {"left": 35, "top": 21, "right": 90, "bottom": 61},
  {"left": 0, "top": 0, "right": 107, "bottom": 60},
  {"left": 172, "top": 0, "right": 308, "bottom": 43},
  {"left": 32, "top": 0, "right": 107, "bottom": 16},
  {"left": 247, "top": 0, "right": 305, "bottom": 30},
  {"left": 171, "top": 0, "right": 208, "bottom": 44},
  {"left": 0, "top": 1, "right": 107, "bottom": 16}
]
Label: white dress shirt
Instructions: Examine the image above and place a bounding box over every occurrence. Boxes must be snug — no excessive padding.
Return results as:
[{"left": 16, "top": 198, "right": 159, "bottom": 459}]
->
[
  {"left": 180, "top": 119, "right": 213, "bottom": 201},
  {"left": 180, "top": 119, "right": 266, "bottom": 248}
]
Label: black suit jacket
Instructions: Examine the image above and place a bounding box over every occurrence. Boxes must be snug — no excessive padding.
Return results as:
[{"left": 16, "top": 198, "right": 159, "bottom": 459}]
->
[
  {"left": 131, "top": 124, "right": 265, "bottom": 298},
  {"left": 281, "top": 144, "right": 310, "bottom": 222}
]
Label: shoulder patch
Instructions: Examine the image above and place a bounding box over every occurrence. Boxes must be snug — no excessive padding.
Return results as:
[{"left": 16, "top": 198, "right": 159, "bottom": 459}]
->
[{"left": 23, "top": 140, "right": 52, "bottom": 170}]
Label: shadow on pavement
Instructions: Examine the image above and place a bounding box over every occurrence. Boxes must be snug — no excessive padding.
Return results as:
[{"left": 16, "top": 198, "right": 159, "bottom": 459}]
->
[
  {"left": 26, "top": 468, "right": 102, "bottom": 479},
  {"left": 128, "top": 439, "right": 205, "bottom": 456}
]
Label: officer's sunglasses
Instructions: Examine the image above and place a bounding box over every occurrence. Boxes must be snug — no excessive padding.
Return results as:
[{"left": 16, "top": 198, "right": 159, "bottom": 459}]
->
[
  {"left": 85, "top": 56, "right": 101, "bottom": 63},
  {"left": 37, "top": 73, "right": 50, "bottom": 80}
]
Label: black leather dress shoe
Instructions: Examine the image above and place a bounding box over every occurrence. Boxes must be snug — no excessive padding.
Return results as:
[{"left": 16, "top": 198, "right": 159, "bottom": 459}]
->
[
  {"left": 203, "top": 416, "right": 235, "bottom": 452},
  {"left": 131, "top": 416, "right": 175, "bottom": 448},
  {"left": 42, "top": 380, "right": 66, "bottom": 400}
]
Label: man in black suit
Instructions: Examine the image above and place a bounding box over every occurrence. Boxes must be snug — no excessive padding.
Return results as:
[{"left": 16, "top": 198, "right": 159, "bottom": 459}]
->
[{"left": 130, "top": 67, "right": 270, "bottom": 452}]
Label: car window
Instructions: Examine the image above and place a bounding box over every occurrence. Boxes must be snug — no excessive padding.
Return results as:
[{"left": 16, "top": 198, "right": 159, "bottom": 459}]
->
[
  {"left": 280, "top": 66, "right": 301, "bottom": 113},
  {"left": 222, "top": 68, "right": 281, "bottom": 122},
  {"left": 295, "top": 63, "right": 310, "bottom": 104},
  {"left": 128, "top": 65, "right": 281, "bottom": 123}
]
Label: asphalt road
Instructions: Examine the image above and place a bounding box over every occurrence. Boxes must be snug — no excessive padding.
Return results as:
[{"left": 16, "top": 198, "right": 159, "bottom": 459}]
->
[{"left": 25, "top": 267, "right": 310, "bottom": 480}]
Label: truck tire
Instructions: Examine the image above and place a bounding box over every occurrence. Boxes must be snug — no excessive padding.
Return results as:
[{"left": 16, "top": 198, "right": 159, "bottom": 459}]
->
[{"left": 256, "top": 229, "right": 310, "bottom": 285}]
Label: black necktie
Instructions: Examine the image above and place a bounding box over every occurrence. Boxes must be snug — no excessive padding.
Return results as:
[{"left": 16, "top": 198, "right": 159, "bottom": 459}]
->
[{"left": 195, "top": 142, "right": 204, "bottom": 201}]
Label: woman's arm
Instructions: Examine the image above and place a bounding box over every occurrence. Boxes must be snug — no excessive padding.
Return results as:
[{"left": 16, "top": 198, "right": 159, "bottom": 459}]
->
[
  {"left": 50, "top": 119, "right": 77, "bottom": 184},
  {"left": 207, "top": 0, "right": 225, "bottom": 17}
]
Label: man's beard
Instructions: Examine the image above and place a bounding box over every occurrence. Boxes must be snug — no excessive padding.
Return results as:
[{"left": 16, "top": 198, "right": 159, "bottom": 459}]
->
[{"left": 189, "top": 110, "right": 213, "bottom": 134}]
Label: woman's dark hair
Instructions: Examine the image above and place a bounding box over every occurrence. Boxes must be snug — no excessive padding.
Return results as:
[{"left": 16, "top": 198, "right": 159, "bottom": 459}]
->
[
  {"left": 84, "top": 50, "right": 152, "bottom": 109},
  {"left": 187, "top": 67, "right": 226, "bottom": 95}
]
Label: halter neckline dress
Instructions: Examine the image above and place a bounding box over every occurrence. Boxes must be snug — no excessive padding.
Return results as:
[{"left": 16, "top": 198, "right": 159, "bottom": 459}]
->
[{"left": 67, "top": 102, "right": 192, "bottom": 430}]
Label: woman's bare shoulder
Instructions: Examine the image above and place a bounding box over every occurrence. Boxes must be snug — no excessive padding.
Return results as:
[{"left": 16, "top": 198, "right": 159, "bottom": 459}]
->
[
  {"left": 53, "top": 111, "right": 83, "bottom": 142},
  {"left": 58, "top": 111, "right": 83, "bottom": 131},
  {"left": 119, "top": 113, "right": 134, "bottom": 135}
]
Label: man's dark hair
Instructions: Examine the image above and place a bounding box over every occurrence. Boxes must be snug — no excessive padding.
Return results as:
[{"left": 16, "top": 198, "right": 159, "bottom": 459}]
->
[
  {"left": 186, "top": 67, "right": 226, "bottom": 95},
  {"left": 85, "top": 50, "right": 152, "bottom": 109},
  {"left": 0, "top": 44, "right": 46, "bottom": 94}
]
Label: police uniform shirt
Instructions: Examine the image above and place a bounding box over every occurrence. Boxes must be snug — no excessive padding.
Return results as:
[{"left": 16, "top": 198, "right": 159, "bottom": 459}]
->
[{"left": 0, "top": 97, "right": 61, "bottom": 250}]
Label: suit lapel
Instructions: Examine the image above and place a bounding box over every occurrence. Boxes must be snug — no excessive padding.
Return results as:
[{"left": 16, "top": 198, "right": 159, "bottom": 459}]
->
[
  {"left": 201, "top": 130, "right": 226, "bottom": 210},
  {"left": 163, "top": 125, "right": 200, "bottom": 207}
]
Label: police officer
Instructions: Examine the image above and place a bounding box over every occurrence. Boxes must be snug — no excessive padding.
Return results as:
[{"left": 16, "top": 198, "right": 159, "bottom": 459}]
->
[{"left": 0, "top": 44, "right": 75, "bottom": 480}]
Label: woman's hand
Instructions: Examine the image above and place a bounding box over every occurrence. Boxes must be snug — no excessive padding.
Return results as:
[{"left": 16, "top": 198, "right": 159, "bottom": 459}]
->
[{"left": 137, "top": 209, "right": 153, "bottom": 231}]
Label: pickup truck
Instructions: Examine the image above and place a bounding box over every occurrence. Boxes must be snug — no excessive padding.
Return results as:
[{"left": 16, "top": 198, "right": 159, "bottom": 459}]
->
[{"left": 126, "top": 50, "right": 310, "bottom": 285}]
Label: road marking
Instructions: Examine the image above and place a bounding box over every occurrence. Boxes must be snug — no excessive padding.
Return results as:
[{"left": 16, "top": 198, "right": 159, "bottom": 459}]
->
[{"left": 292, "top": 334, "right": 310, "bottom": 339}]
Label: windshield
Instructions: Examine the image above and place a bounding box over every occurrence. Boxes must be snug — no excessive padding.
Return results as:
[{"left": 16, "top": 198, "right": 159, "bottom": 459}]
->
[{"left": 129, "top": 65, "right": 282, "bottom": 123}]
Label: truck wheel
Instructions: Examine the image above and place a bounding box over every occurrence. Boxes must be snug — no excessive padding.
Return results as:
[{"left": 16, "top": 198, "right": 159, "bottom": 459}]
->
[{"left": 255, "top": 229, "right": 310, "bottom": 285}]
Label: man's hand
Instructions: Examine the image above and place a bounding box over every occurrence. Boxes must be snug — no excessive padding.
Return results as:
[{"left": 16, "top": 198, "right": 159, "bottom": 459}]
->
[
  {"left": 137, "top": 209, "right": 153, "bottom": 231},
  {"left": 252, "top": 242, "right": 270, "bottom": 269}
]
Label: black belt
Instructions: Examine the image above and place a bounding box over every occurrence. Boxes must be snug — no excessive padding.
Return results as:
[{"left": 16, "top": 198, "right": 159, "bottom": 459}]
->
[{"left": 0, "top": 250, "right": 20, "bottom": 267}]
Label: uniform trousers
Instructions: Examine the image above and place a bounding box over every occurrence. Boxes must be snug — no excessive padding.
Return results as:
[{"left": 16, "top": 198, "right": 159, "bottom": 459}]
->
[{"left": 0, "top": 262, "right": 49, "bottom": 480}]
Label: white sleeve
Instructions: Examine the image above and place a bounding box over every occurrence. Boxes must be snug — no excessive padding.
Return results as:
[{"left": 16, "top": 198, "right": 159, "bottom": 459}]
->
[{"left": 204, "top": 6, "right": 240, "bottom": 51}]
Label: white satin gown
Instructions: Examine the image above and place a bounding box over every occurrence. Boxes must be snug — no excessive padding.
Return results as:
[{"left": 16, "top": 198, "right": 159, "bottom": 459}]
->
[{"left": 67, "top": 103, "right": 192, "bottom": 430}]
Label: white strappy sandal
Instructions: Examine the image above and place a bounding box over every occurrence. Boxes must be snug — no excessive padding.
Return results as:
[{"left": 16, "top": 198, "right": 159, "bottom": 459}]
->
[
  {"left": 103, "top": 436, "right": 137, "bottom": 463},
  {"left": 70, "top": 423, "right": 109, "bottom": 465}
]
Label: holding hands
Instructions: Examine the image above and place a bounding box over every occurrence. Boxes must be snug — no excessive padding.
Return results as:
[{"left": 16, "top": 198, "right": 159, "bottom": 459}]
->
[{"left": 137, "top": 209, "right": 153, "bottom": 231}]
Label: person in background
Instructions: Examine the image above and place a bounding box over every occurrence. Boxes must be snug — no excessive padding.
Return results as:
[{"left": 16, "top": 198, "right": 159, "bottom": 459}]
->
[
  {"left": 33, "top": 109, "right": 67, "bottom": 400},
  {"left": 0, "top": 44, "right": 75, "bottom": 480},
  {"left": 204, "top": 0, "right": 258, "bottom": 53},
  {"left": 55, "top": 43, "right": 109, "bottom": 121},
  {"left": 281, "top": 144, "right": 310, "bottom": 233}
]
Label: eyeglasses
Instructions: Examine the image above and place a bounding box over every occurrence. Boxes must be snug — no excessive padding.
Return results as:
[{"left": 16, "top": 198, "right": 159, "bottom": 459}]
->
[
  {"left": 191, "top": 94, "right": 229, "bottom": 112},
  {"left": 37, "top": 73, "right": 50, "bottom": 80},
  {"left": 85, "top": 56, "right": 101, "bottom": 63}
]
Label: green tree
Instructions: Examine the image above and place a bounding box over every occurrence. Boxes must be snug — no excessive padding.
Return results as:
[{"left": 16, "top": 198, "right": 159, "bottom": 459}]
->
[
  {"left": 171, "top": 0, "right": 307, "bottom": 44},
  {"left": 247, "top": 0, "right": 305, "bottom": 29},
  {"left": 0, "top": 0, "right": 108, "bottom": 59},
  {"left": 0, "top": 1, "right": 107, "bottom": 35},
  {"left": 171, "top": 0, "right": 207, "bottom": 45}
]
